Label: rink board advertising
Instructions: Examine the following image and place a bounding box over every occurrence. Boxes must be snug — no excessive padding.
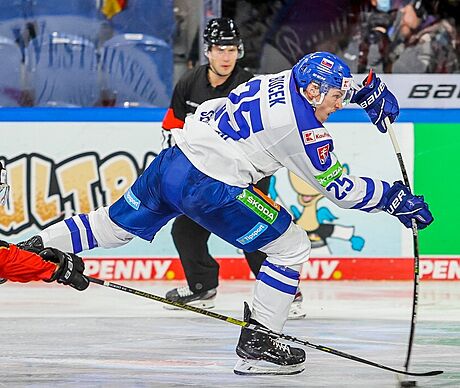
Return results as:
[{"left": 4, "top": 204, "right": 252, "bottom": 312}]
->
[{"left": 0, "top": 107, "right": 458, "bottom": 280}]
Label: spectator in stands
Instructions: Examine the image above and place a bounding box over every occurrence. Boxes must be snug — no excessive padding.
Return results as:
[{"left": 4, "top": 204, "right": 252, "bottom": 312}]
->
[
  {"left": 355, "top": 0, "right": 393, "bottom": 73},
  {"left": 389, "top": 0, "right": 458, "bottom": 73},
  {"left": 343, "top": 0, "right": 458, "bottom": 73}
]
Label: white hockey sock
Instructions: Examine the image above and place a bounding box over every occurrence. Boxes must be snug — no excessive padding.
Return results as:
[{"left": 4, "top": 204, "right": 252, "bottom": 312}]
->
[
  {"left": 39, "top": 214, "right": 98, "bottom": 254},
  {"left": 252, "top": 260, "right": 300, "bottom": 332}
]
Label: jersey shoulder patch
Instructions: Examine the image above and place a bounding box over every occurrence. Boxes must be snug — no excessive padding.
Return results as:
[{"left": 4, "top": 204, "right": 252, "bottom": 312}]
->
[
  {"left": 302, "top": 127, "right": 335, "bottom": 171},
  {"left": 300, "top": 127, "right": 332, "bottom": 145}
]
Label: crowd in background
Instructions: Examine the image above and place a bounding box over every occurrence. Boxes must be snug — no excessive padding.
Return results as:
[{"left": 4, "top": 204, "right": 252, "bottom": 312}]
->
[
  {"left": 0, "top": 0, "right": 458, "bottom": 108},
  {"left": 176, "top": 0, "right": 459, "bottom": 76}
]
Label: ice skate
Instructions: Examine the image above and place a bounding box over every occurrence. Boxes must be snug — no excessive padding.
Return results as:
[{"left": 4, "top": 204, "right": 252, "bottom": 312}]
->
[
  {"left": 288, "top": 290, "right": 307, "bottom": 320},
  {"left": 164, "top": 286, "right": 217, "bottom": 310},
  {"left": 234, "top": 302, "right": 306, "bottom": 375}
]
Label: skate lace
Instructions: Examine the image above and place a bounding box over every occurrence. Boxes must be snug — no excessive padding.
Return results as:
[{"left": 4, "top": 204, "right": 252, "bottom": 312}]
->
[
  {"left": 176, "top": 286, "right": 194, "bottom": 298},
  {"left": 270, "top": 338, "right": 290, "bottom": 354}
]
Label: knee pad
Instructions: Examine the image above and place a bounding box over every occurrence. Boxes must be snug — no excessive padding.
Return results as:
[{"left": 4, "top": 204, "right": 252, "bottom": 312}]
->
[
  {"left": 88, "top": 207, "right": 135, "bottom": 248},
  {"left": 259, "top": 223, "right": 310, "bottom": 268}
]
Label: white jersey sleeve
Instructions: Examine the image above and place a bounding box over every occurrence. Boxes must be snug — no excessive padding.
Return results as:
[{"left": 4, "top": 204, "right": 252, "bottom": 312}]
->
[{"left": 172, "top": 70, "right": 389, "bottom": 212}]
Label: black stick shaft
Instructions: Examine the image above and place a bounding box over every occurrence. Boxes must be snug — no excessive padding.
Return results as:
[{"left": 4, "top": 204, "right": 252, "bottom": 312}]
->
[
  {"left": 88, "top": 277, "right": 441, "bottom": 377},
  {"left": 385, "top": 118, "right": 420, "bottom": 372}
]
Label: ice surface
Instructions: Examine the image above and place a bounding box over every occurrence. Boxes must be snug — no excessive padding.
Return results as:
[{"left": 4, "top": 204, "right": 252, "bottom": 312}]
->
[{"left": 1, "top": 280, "right": 459, "bottom": 387}]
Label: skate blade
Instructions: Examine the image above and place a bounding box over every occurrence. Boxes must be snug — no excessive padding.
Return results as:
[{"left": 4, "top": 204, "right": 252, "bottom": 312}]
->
[
  {"left": 287, "top": 304, "right": 307, "bottom": 320},
  {"left": 163, "top": 299, "right": 215, "bottom": 310},
  {"left": 233, "top": 358, "right": 305, "bottom": 376}
]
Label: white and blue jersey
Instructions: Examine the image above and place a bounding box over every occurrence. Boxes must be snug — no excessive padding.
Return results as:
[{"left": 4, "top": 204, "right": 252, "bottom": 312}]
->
[
  {"left": 173, "top": 70, "right": 389, "bottom": 213},
  {"left": 41, "top": 69, "right": 390, "bottom": 333}
]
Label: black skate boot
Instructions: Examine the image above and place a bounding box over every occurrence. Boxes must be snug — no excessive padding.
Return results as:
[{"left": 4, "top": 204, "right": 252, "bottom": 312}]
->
[
  {"left": 234, "top": 302, "right": 306, "bottom": 375},
  {"left": 164, "top": 286, "right": 217, "bottom": 310}
]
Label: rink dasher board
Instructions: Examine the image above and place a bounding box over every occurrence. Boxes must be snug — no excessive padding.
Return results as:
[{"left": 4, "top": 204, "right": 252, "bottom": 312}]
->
[
  {"left": 82, "top": 256, "right": 460, "bottom": 281},
  {"left": 0, "top": 108, "right": 458, "bottom": 280}
]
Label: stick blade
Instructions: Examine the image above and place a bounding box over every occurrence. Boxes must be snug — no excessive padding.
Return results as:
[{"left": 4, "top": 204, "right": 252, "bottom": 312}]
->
[{"left": 408, "top": 370, "right": 443, "bottom": 377}]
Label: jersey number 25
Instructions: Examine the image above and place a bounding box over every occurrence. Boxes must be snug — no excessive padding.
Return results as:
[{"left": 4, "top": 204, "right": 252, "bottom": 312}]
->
[{"left": 216, "top": 79, "right": 263, "bottom": 140}]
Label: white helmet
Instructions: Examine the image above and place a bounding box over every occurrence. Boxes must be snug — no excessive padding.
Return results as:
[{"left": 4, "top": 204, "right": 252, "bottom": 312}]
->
[{"left": 0, "top": 162, "right": 9, "bottom": 206}]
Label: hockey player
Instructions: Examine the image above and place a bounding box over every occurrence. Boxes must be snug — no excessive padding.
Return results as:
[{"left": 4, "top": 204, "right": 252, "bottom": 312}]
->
[
  {"left": 0, "top": 240, "right": 89, "bottom": 290},
  {"left": 0, "top": 162, "right": 88, "bottom": 290},
  {"left": 19, "top": 52, "right": 433, "bottom": 375},
  {"left": 162, "top": 18, "right": 305, "bottom": 318}
]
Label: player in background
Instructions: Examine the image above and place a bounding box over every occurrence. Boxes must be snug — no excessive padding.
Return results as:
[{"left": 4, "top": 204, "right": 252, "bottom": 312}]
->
[
  {"left": 18, "top": 52, "right": 433, "bottom": 375},
  {"left": 162, "top": 17, "right": 305, "bottom": 318},
  {"left": 0, "top": 162, "right": 88, "bottom": 290}
]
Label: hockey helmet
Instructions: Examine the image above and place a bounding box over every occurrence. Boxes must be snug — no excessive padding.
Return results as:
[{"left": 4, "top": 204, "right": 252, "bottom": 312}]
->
[
  {"left": 293, "top": 52, "right": 355, "bottom": 106},
  {"left": 0, "top": 162, "right": 9, "bottom": 206},
  {"left": 203, "top": 18, "right": 244, "bottom": 59}
]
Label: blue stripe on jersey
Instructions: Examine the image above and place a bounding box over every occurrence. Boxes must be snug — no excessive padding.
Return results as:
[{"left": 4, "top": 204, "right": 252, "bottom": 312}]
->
[
  {"left": 79, "top": 214, "right": 97, "bottom": 249},
  {"left": 382, "top": 180, "right": 390, "bottom": 195},
  {"left": 262, "top": 260, "right": 300, "bottom": 280},
  {"left": 288, "top": 73, "right": 333, "bottom": 171},
  {"left": 257, "top": 271, "right": 298, "bottom": 295},
  {"left": 351, "top": 177, "right": 375, "bottom": 209},
  {"left": 64, "top": 218, "right": 82, "bottom": 253},
  {"left": 361, "top": 180, "right": 391, "bottom": 212}
]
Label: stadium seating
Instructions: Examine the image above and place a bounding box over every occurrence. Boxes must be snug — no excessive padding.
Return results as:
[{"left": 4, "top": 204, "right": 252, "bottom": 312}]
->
[
  {"left": 99, "top": 33, "right": 172, "bottom": 107},
  {"left": 0, "top": 0, "right": 175, "bottom": 108},
  {"left": 26, "top": 32, "right": 99, "bottom": 106},
  {"left": 107, "top": 0, "right": 174, "bottom": 43},
  {"left": 0, "top": 37, "right": 23, "bottom": 107}
]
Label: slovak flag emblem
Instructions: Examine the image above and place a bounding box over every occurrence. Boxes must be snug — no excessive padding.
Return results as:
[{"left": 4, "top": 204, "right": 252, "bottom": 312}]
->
[
  {"left": 320, "top": 58, "right": 334, "bottom": 69},
  {"left": 317, "top": 144, "right": 330, "bottom": 164}
]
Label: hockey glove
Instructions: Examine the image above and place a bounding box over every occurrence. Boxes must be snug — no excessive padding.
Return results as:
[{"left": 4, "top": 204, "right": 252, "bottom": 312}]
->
[
  {"left": 351, "top": 69, "right": 399, "bottom": 133},
  {"left": 17, "top": 235, "right": 44, "bottom": 254},
  {"left": 379, "top": 181, "right": 433, "bottom": 230},
  {"left": 40, "top": 248, "right": 89, "bottom": 291}
]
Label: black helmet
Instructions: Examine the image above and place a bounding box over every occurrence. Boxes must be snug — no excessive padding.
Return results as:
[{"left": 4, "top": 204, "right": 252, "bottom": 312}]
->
[{"left": 203, "top": 18, "right": 244, "bottom": 59}]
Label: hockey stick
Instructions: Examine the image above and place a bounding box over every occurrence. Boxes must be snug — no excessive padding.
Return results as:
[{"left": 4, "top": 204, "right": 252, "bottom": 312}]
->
[
  {"left": 88, "top": 276, "right": 441, "bottom": 377},
  {"left": 384, "top": 116, "right": 420, "bottom": 373}
]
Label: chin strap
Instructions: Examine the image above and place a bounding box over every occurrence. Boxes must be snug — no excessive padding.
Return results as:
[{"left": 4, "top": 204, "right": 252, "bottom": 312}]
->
[{"left": 300, "top": 87, "right": 325, "bottom": 108}]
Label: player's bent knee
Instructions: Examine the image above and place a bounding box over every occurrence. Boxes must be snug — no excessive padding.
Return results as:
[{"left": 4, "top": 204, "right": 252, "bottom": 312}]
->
[
  {"left": 260, "top": 223, "right": 311, "bottom": 268},
  {"left": 89, "top": 207, "right": 135, "bottom": 248}
]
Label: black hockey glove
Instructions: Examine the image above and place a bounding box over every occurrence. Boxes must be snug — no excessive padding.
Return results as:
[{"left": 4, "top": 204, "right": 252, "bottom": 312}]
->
[
  {"left": 40, "top": 248, "right": 89, "bottom": 291},
  {"left": 17, "top": 235, "right": 44, "bottom": 254}
]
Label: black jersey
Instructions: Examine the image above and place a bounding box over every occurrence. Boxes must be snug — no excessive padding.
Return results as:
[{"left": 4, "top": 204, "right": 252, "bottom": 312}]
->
[{"left": 162, "top": 64, "right": 253, "bottom": 130}]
